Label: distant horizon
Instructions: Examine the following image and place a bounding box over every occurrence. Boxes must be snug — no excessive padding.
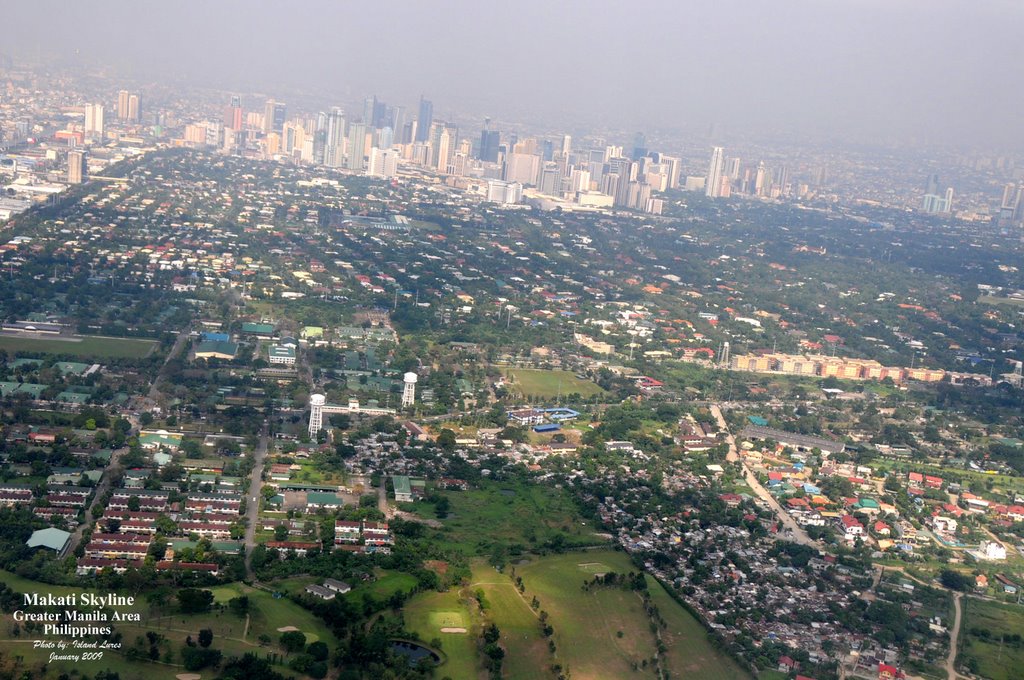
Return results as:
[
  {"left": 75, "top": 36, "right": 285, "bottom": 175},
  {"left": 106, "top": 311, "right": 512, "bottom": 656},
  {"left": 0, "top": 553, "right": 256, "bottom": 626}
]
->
[{"left": 3, "top": 0, "right": 1022, "bottom": 153}]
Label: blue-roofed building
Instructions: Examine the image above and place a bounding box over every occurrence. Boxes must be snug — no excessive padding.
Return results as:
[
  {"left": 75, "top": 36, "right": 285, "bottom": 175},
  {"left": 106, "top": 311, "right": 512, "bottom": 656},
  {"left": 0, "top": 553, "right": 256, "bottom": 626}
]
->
[
  {"left": 203, "top": 332, "right": 230, "bottom": 343},
  {"left": 803, "top": 483, "right": 820, "bottom": 494},
  {"left": 533, "top": 423, "right": 561, "bottom": 433},
  {"left": 747, "top": 415, "right": 769, "bottom": 427},
  {"left": 544, "top": 407, "right": 580, "bottom": 421}
]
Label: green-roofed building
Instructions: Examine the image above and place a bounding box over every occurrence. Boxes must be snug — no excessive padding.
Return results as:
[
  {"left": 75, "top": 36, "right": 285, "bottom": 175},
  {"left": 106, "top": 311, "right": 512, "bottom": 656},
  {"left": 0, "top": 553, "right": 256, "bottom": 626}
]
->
[
  {"left": 57, "top": 391, "right": 89, "bottom": 404},
  {"left": 139, "top": 430, "right": 183, "bottom": 451},
  {"left": 306, "top": 492, "right": 344, "bottom": 509},
  {"left": 241, "top": 322, "right": 275, "bottom": 336},
  {"left": 195, "top": 341, "right": 239, "bottom": 360},
  {"left": 392, "top": 475, "right": 412, "bottom": 502},
  {"left": 54, "top": 362, "right": 91, "bottom": 375},
  {"left": 856, "top": 498, "right": 880, "bottom": 511}
]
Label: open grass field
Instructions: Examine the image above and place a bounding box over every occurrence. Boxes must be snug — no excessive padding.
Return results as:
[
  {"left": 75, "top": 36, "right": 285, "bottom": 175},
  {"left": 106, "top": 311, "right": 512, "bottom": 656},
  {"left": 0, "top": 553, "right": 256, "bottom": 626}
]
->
[
  {"left": 412, "top": 480, "right": 604, "bottom": 555},
  {"left": 961, "top": 598, "right": 1024, "bottom": 680},
  {"left": 979, "top": 295, "right": 1024, "bottom": 308},
  {"left": 0, "top": 334, "right": 157, "bottom": 359},
  {"left": 505, "top": 368, "right": 605, "bottom": 399},
  {"left": 643, "top": 574, "right": 749, "bottom": 680},
  {"left": 403, "top": 589, "right": 480, "bottom": 680},
  {"left": 514, "top": 551, "right": 750, "bottom": 680},
  {"left": 347, "top": 570, "right": 419, "bottom": 606},
  {"left": 470, "top": 563, "right": 551, "bottom": 680}
]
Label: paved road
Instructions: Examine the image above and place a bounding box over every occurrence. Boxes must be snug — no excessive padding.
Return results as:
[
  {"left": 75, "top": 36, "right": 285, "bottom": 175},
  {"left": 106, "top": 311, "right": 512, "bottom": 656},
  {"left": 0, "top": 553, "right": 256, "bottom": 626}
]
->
[
  {"left": 67, "top": 446, "right": 127, "bottom": 554},
  {"left": 946, "top": 592, "right": 963, "bottom": 680},
  {"left": 710, "top": 403, "right": 816, "bottom": 547},
  {"left": 145, "top": 328, "right": 191, "bottom": 406},
  {"left": 243, "top": 423, "right": 270, "bottom": 580}
]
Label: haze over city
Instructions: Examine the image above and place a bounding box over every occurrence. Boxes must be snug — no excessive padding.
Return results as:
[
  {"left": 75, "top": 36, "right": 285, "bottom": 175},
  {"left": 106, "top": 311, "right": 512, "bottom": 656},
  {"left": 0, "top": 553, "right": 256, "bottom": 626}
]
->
[{"left": 5, "top": 0, "right": 1023, "bottom": 149}]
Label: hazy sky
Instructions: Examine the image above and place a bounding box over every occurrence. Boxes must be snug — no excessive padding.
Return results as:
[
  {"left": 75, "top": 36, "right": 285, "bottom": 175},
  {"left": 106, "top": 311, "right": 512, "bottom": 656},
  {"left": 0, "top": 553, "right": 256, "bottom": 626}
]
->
[{"left": 6, "top": 0, "right": 1023, "bottom": 150}]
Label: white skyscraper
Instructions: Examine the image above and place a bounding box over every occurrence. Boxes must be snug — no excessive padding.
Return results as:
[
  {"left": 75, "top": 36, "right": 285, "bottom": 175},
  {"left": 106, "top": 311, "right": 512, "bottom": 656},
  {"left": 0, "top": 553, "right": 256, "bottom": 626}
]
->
[
  {"left": 402, "top": 372, "right": 418, "bottom": 408},
  {"left": 705, "top": 146, "right": 725, "bottom": 198},
  {"left": 367, "top": 148, "right": 399, "bottom": 178},
  {"left": 308, "top": 394, "right": 325, "bottom": 437},
  {"left": 84, "top": 104, "right": 104, "bottom": 140}
]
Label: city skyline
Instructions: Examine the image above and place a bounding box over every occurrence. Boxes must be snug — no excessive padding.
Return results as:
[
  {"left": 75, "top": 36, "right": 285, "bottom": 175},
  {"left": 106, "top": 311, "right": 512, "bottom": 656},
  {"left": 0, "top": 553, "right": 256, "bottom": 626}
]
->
[{"left": 3, "top": 0, "right": 1023, "bottom": 151}]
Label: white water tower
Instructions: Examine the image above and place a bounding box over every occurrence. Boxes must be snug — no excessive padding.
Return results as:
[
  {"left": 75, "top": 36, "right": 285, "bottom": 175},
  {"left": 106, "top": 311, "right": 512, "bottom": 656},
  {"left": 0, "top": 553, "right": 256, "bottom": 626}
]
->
[
  {"left": 308, "top": 394, "right": 326, "bottom": 437},
  {"left": 402, "top": 372, "right": 418, "bottom": 408}
]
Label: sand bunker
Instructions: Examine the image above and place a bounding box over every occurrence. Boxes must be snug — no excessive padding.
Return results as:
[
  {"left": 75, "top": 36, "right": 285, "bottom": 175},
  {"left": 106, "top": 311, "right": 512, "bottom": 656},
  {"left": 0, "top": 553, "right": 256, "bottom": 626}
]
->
[
  {"left": 440, "top": 627, "right": 468, "bottom": 633},
  {"left": 277, "top": 626, "right": 300, "bottom": 632}
]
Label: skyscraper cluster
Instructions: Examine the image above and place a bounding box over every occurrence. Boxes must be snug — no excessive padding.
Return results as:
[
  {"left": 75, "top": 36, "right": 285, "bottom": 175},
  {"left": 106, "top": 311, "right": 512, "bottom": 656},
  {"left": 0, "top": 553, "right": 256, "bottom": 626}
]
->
[
  {"left": 701, "top": 146, "right": 795, "bottom": 199},
  {"left": 117, "top": 90, "right": 141, "bottom": 123}
]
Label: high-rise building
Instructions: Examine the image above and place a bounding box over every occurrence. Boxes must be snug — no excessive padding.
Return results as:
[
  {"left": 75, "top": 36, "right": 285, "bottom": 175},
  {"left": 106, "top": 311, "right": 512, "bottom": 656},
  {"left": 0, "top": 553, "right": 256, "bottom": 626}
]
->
[
  {"left": 325, "top": 108, "right": 345, "bottom": 168},
  {"left": 127, "top": 94, "right": 140, "bottom": 123},
  {"left": 632, "top": 132, "right": 647, "bottom": 160},
  {"left": 263, "top": 100, "right": 286, "bottom": 133},
  {"left": 415, "top": 96, "right": 433, "bottom": 142},
  {"left": 479, "top": 128, "right": 500, "bottom": 162},
  {"left": 346, "top": 122, "right": 367, "bottom": 170},
  {"left": 117, "top": 90, "right": 130, "bottom": 120},
  {"left": 367, "top": 147, "right": 399, "bottom": 178},
  {"left": 84, "top": 104, "right": 104, "bottom": 140},
  {"left": 67, "top": 149, "right": 86, "bottom": 184},
  {"left": 705, "top": 146, "right": 725, "bottom": 198},
  {"left": 224, "top": 95, "right": 243, "bottom": 130}
]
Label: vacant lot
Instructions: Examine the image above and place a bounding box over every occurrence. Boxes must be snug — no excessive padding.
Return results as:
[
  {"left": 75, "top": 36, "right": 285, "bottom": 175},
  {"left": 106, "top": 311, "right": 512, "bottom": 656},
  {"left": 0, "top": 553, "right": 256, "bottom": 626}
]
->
[
  {"left": 515, "top": 551, "right": 750, "bottom": 680},
  {"left": 412, "top": 479, "right": 603, "bottom": 555},
  {"left": 0, "top": 334, "right": 157, "bottom": 359},
  {"left": 506, "top": 368, "right": 605, "bottom": 399},
  {"left": 961, "top": 598, "right": 1024, "bottom": 680}
]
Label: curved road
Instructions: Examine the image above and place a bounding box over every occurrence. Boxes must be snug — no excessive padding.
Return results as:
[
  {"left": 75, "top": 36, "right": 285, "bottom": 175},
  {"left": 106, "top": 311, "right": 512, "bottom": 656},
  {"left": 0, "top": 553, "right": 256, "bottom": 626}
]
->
[{"left": 710, "top": 404, "right": 816, "bottom": 547}]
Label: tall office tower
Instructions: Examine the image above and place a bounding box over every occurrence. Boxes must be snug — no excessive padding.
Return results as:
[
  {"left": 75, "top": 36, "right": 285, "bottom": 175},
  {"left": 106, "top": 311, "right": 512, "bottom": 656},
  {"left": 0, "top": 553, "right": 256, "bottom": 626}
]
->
[
  {"left": 401, "top": 372, "right": 418, "bottom": 408},
  {"left": 538, "top": 162, "right": 562, "bottom": 195},
  {"left": 325, "top": 107, "right": 345, "bottom": 167},
  {"left": 67, "top": 149, "right": 86, "bottom": 184},
  {"left": 84, "top": 104, "right": 104, "bottom": 140},
  {"left": 117, "top": 90, "right": 130, "bottom": 120},
  {"left": 308, "top": 394, "right": 325, "bottom": 436},
  {"left": 661, "top": 155, "right": 681, "bottom": 189},
  {"left": 415, "top": 96, "right": 433, "bottom": 142},
  {"left": 263, "top": 100, "right": 286, "bottom": 133},
  {"left": 435, "top": 125, "right": 457, "bottom": 172},
  {"left": 373, "top": 100, "right": 389, "bottom": 129},
  {"left": 479, "top": 128, "right": 501, "bottom": 162},
  {"left": 540, "top": 139, "right": 554, "bottom": 161},
  {"left": 400, "top": 121, "right": 415, "bottom": 145},
  {"left": 346, "top": 122, "right": 367, "bottom": 170},
  {"left": 367, "top": 147, "right": 399, "bottom": 178},
  {"left": 725, "top": 156, "right": 741, "bottom": 180},
  {"left": 390, "top": 106, "right": 405, "bottom": 139},
  {"left": 944, "top": 187, "right": 954, "bottom": 213},
  {"left": 503, "top": 152, "right": 540, "bottom": 185},
  {"left": 774, "top": 165, "right": 790, "bottom": 197},
  {"left": 632, "top": 132, "right": 647, "bottom": 159},
  {"left": 705, "top": 147, "right": 725, "bottom": 198},
  {"left": 224, "top": 95, "right": 243, "bottom": 130},
  {"left": 753, "top": 161, "right": 768, "bottom": 196},
  {"left": 127, "top": 94, "right": 140, "bottom": 123},
  {"left": 999, "top": 183, "right": 1023, "bottom": 225},
  {"left": 377, "top": 126, "right": 394, "bottom": 151},
  {"left": 925, "top": 173, "right": 940, "bottom": 195},
  {"left": 362, "top": 95, "right": 376, "bottom": 124},
  {"left": 561, "top": 135, "right": 572, "bottom": 155}
]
